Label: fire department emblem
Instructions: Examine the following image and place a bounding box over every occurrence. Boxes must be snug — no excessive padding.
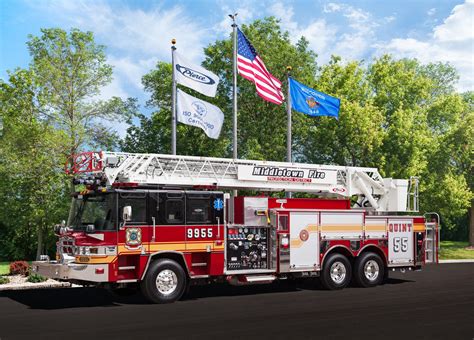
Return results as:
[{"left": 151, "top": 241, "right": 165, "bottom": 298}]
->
[
  {"left": 306, "top": 97, "right": 320, "bottom": 109},
  {"left": 299, "top": 229, "right": 309, "bottom": 242},
  {"left": 126, "top": 228, "right": 142, "bottom": 246}
]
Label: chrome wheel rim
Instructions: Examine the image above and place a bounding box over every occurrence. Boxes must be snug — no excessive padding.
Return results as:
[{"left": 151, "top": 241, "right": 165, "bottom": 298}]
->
[
  {"left": 330, "top": 261, "right": 347, "bottom": 284},
  {"left": 156, "top": 269, "right": 178, "bottom": 295},
  {"left": 364, "top": 260, "right": 380, "bottom": 281}
]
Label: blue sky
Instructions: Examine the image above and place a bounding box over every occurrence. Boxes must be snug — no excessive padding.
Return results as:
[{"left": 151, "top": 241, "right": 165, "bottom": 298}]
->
[{"left": 1, "top": 0, "right": 473, "bottom": 127}]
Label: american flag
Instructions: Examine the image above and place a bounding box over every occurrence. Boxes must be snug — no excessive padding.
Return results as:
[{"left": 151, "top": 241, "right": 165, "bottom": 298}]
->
[{"left": 237, "top": 28, "right": 284, "bottom": 105}]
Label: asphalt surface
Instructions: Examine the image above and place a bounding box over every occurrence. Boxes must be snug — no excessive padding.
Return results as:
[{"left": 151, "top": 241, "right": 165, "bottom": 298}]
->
[{"left": 0, "top": 263, "right": 473, "bottom": 340}]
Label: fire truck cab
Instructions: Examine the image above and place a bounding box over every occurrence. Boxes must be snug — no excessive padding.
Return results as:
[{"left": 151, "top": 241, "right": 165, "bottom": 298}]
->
[{"left": 33, "top": 152, "right": 439, "bottom": 303}]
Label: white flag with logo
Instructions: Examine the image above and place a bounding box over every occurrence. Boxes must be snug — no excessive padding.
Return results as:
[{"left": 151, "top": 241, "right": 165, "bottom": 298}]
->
[
  {"left": 174, "top": 52, "right": 219, "bottom": 97},
  {"left": 177, "top": 89, "right": 224, "bottom": 139}
]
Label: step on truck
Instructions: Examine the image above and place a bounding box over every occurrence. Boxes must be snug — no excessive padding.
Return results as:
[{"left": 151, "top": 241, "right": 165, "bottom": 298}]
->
[{"left": 33, "top": 151, "right": 439, "bottom": 303}]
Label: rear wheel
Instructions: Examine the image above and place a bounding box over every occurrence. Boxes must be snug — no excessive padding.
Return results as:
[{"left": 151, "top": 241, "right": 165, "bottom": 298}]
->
[
  {"left": 353, "top": 252, "right": 385, "bottom": 288},
  {"left": 320, "top": 253, "right": 352, "bottom": 290},
  {"left": 141, "top": 258, "right": 187, "bottom": 304}
]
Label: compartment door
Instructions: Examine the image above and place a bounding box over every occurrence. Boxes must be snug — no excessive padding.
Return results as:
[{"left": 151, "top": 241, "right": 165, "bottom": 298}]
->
[
  {"left": 289, "top": 212, "right": 319, "bottom": 271},
  {"left": 388, "top": 219, "right": 414, "bottom": 266}
]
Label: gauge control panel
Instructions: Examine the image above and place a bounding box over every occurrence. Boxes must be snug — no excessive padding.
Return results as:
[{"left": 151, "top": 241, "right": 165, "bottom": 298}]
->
[{"left": 226, "top": 226, "right": 269, "bottom": 271}]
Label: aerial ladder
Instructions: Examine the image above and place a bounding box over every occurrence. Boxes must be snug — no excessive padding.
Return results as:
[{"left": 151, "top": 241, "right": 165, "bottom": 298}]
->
[{"left": 69, "top": 151, "right": 419, "bottom": 213}]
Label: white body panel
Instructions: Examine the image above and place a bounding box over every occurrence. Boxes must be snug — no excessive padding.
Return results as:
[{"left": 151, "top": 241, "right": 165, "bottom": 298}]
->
[
  {"left": 388, "top": 219, "right": 414, "bottom": 266},
  {"left": 386, "top": 179, "right": 409, "bottom": 211},
  {"left": 320, "top": 212, "right": 364, "bottom": 240},
  {"left": 289, "top": 212, "right": 319, "bottom": 271},
  {"left": 243, "top": 197, "right": 268, "bottom": 227},
  {"left": 365, "top": 218, "right": 387, "bottom": 239}
]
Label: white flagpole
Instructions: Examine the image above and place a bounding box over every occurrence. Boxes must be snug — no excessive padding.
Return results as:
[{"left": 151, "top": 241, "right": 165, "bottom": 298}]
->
[
  {"left": 229, "top": 13, "right": 238, "bottom": 159},
  {"left": 286, "top": 66, "right": 292, "bottom": 198},
  {"left": 229, "top": 13, "right": 238, "bottom": 198},
  {"left": 171, "top": 39, "right": 177, "bottom": 155}
]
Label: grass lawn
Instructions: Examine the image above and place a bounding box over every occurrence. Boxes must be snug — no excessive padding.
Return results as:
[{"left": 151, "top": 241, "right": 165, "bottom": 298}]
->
[
  {"left": 440, "top": 241, "right": 474, "bottom": 260},
  {"left": 0, "top": 262, "right": 9, "bottom": 276}
]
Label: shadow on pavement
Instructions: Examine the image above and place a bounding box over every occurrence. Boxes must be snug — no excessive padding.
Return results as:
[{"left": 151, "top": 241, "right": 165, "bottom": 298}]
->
[
  {"left": 184, "top": 280, "right": 301, "bottom": 301},
  {"left": 384, "top": 277, "right": 415, "bottom": 285},
  {"left": 0, "top": 277, "right": 414, "bottom": 309},
  {"left": 0, "top": 287, "right": 145, "bottom": 310}
]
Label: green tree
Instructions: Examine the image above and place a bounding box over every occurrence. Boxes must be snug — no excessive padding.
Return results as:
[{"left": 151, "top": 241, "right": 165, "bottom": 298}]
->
[
  {"left": 27, "top": 28, "right": 138, "bottom": 223},
  {"left": 298, "top": 57, "right": 385, "bottom": 168},
  {"left": 0, "top": 69, "right": 69, "bottom": 260},
  {"left": 26, "top": 28, "right": 138, "bottom": 168},
  {"left": 0, "top": 28, "right": 139, "bottom": 260},
  {"left": 425, "top": 93, "right": 473, "bottom": 240}
]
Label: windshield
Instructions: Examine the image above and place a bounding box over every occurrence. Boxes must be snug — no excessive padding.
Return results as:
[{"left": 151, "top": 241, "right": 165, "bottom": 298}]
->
[{"left": 70, "top": 193, "right": 116, "bottom": 231}]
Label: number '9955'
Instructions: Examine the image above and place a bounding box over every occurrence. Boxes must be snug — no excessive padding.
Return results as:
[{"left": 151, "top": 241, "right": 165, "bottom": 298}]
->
[{"left": 187, "top": 228, "right": 213, "bottom": 239}]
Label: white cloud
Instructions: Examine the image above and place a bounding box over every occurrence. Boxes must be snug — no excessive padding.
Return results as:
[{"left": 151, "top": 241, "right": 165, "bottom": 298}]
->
[
  {"left": 433, "top": 1, "right": 473, "bottom": 42},
  {"left": 213, "top": 0, "right": 258, "bottom": 35},
  {"left": 379, "top": 0, "right": 474, "bottom": 91},
  {"left": 427, "top": 8, "right": 437, "bottom": 16},
  {"left": 269, "top": 2, "right": 337, "bottom": 62},
  {"left": 323, "top": 3, "right": 342, "bottom": 13},
  {"left": 298, "top": 20, "right": 338, "bottom": 60},
  {"left": 383, "top": 16, "right": 396, "bottom": 24},
  {"left": 271, "top": 1, "right": 381, "bottom": 63},
  {"left": 32, "top": 1, "right": 208, "bottom": 62},
  {"left": 271, "top": 2, "right": 298, "bottom": 32},
  {"left": 29, "top": 0, "right": 211, "bottom": 104},
  {"left": 343, "top": 7, "right": 370, "bottom": 24},
  {"left": 99, "top": 77, "right": 129, "bottom": 100}
]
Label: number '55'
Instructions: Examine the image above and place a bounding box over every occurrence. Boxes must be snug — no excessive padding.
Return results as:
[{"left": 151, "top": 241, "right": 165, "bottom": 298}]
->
[{"left": 393, "top": 237, "right": 408, "bottom": 252}]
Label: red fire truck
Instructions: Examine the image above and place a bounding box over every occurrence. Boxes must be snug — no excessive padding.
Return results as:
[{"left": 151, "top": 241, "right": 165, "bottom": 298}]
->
[{"left": 33, "top": 151, "right": 439, "bottom": 303}]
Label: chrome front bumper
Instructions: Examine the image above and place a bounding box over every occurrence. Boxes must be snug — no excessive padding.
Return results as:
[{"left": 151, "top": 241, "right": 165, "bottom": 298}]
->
[{"left": 31, "top": 261, "right": 109, "bottom": 282}]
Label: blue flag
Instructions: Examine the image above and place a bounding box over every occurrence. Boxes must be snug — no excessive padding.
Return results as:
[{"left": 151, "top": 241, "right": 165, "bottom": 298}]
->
[{"left": 289, "top": 77, "right": 340, "bottom": 118}]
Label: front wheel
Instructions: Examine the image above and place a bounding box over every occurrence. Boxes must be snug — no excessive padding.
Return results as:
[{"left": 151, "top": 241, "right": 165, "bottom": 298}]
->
[
  {"left": 141, "top": 258, "right": 187, "bottom": 304},
  {"left": 320, "top": 253, "right": 352, "bottom": 290}
]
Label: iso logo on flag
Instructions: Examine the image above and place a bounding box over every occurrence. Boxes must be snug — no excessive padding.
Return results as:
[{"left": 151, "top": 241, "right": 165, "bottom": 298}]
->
[{"left": 192, "top": 101, "right": 207, "bottom": 117}]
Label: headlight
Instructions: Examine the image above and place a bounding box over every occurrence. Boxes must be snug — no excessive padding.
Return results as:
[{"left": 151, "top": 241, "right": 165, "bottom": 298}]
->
[{"left": 76, "top": 246, "right": 108, "bottom": 256}]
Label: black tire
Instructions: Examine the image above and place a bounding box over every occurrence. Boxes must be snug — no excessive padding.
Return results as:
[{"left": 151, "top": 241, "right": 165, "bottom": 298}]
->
[
  {"left": 353, "top": 252, "right": 385, "bottom": 288},
  {"left": 140, "top": 258, "right": 187, "bottom": 304},
  {"left": 320, "top": 253, "right": 352, "bottom": 290}
]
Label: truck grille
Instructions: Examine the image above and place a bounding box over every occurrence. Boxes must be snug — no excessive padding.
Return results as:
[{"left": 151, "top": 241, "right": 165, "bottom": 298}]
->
[{"left": 58, "top": 237, "right": 76, "bottom": 256}]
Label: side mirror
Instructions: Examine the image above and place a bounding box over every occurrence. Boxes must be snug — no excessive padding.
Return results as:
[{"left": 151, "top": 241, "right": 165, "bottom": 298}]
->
[
  {"left": 86, "top": 224, "right": 95, "bottom": 233},
  {"left": 123, "top": 206, "right": 132, "bottom": 221}
]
